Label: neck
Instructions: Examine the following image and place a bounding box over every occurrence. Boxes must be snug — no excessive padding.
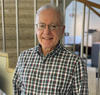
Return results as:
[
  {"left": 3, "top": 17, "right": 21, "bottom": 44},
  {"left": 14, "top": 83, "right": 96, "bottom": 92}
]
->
[{"left": 42, "top": 47, "right": 54, "bottom": 56}]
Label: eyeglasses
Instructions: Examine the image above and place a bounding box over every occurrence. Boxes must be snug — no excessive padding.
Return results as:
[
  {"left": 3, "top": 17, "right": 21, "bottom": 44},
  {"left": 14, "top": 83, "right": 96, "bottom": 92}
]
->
[{"left": 36, "top": 23, "right": 62, "bottom": 31}]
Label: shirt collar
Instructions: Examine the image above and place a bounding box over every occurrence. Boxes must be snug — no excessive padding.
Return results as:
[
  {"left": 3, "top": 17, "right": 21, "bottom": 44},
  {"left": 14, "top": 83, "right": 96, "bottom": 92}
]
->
[{"left": 34, "top": 42, "right": 63, "bottom": 57}]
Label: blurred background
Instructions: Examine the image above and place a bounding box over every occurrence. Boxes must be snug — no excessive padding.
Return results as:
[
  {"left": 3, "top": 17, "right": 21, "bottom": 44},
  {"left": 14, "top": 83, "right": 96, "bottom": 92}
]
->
[{"left": 0, "top": 0, "right": 100, "bottom": 95}]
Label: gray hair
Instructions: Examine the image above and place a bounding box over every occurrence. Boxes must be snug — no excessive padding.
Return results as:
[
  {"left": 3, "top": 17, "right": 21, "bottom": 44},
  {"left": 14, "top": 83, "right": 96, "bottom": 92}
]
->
[{"left": 35, "top": 4, "right": 64, "bottom": 25}]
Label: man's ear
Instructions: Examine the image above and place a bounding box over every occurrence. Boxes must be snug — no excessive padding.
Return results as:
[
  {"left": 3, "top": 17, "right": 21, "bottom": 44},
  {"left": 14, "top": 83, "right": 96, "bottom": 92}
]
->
[
  {"left": 60, "top": 25, "right": 65, "bottom": 39},
  {"left": 62, "top": 25, "right": 65, "bottom": 35}
]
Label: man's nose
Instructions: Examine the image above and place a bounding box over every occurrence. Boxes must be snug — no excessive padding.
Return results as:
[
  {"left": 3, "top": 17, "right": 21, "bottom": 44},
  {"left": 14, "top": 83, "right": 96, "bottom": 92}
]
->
[{"left": 44, "top": 25, "right": 51, "bottom": 34}]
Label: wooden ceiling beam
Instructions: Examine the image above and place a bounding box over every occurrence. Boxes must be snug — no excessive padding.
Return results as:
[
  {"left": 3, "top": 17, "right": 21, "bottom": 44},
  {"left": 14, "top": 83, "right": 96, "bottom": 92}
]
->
[
  {"left": 87, "top": 1, "right": 100, "bottom": 9},
  {"left": 87, "top": 4, "right": 100, "bottom": 17},
  {"left": 77, "top": 0, "right": 100, "bottom": 9},
  {"left": 77, "top": 0, "right": 100, "bottom": 17}
]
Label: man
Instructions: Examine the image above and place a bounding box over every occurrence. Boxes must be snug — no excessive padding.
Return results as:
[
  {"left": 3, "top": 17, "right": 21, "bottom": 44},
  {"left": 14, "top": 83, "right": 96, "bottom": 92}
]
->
[{"left": 13, "top": 4, "right": 88, "bottom": 95}]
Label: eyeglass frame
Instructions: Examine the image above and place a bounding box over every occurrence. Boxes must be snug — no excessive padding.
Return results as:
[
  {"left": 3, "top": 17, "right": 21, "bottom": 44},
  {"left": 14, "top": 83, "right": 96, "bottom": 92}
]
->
[{"left": 35, "top": 23, "right": 63, "bottom": 31}]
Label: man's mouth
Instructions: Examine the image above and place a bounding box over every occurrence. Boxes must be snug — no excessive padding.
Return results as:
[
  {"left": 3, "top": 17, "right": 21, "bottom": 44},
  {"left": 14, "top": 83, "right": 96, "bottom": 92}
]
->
[{"left": 42, "top": 37, "right": 53, "bottom": 40}]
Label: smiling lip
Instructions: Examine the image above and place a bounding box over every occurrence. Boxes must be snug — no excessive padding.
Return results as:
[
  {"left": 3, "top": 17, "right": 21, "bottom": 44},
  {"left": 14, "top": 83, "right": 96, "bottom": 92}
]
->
[{"left": 42, "top": 37, "right": 53, "bottom": 40}]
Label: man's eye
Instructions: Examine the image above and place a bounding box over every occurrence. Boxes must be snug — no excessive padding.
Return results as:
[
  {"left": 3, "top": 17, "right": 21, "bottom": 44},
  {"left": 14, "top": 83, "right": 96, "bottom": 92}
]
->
[
  {"left": 51, "top": 25, "right": 56, "bottom": 28},
  {"left": 39, "top": 24, "right": 45, "bottom": 28}
]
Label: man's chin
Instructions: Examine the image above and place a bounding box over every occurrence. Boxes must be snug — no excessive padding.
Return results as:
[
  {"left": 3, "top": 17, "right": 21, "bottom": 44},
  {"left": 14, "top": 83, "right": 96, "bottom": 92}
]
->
[
  {"left": 43, "top": 46, "right": 52, "bottom": 49},
  {"left": 42, "top": 45, "right": 54, "bottom": 50}
]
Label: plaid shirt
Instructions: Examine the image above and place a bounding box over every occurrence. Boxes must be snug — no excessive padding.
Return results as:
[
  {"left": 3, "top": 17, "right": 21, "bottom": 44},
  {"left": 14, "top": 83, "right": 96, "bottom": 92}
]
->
[{"left": 13, "top": 43, "right": 88, "bottom": 95}]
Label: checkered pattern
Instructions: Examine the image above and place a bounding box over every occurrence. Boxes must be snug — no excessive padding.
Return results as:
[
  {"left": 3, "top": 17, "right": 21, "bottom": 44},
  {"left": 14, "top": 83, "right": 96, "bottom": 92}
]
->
[{"left": 13, "top": 43, "right": 88, "bottom": 95}]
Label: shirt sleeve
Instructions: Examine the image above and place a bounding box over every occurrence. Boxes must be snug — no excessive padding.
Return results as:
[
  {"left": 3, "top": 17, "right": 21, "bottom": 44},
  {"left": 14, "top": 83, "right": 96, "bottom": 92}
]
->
[
  {"left": 12, "top": 55, "right": 22, "bottom": 95},
  {"left": 73, "top": 58, "right": 88, "bottom": 95}
]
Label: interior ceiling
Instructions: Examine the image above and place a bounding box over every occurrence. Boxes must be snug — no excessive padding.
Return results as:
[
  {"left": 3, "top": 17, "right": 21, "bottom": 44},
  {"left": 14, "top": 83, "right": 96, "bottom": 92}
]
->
[{"left": 66, "top": 0, "right": 100, "bottom": 17}]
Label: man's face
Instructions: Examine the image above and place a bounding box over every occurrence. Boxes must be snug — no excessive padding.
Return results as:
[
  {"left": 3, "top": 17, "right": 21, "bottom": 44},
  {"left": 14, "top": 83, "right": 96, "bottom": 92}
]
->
[{"left": 36, "top": 8, "right": 65, "bottom": 50}]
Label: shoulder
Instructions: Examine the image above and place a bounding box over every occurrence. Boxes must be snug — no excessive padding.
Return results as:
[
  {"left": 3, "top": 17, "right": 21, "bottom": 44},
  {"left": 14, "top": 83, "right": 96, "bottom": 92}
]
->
[
  {"left": 19, "top": 47, "right": 35, "bottom": 57},
  {"left": 62, "top": 46, "right": 86, "bottom": 69},
  {"left": 16, "top": 47, "right": 37, "bottom": 65},
  {"left": 60, "top": 44, "right": 83, "bottom": 63},
  {"left": 18, "top": 46, "right": 38, "bottom": 61}
]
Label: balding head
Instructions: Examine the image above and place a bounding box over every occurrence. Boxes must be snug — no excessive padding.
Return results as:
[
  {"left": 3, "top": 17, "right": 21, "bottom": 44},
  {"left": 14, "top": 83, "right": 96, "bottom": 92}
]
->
[{"left": 35, "top": 4, "right": 64, "bottom": 25}]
